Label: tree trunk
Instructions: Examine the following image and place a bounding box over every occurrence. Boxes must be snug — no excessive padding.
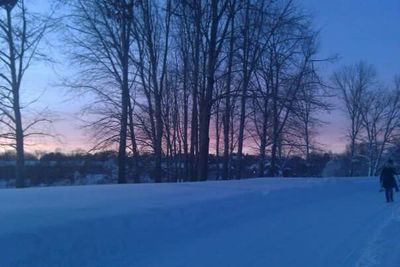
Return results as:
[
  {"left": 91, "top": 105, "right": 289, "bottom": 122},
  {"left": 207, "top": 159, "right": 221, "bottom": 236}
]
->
[
  {"left": 222, "top": 11, "right": 235, "bottom": 180},
  {"left": 270, "top": 74, "right": 279, "bottom": 177},
  {"left": 6, "top": 9, "right": 24, "bottom": 188},
  {"left": 128, "top": 97, "right": 140, "bottom": 183},
  {"left": 258, "top": 106, "right": 268, "bottom": 177},
  {"left": 14, "top": 102, "right": 24, "bottom": 188},
  {"left": 198, "top": 0, "right": 218, "bottom": 181},
  {"left": 215, "top": 101, "right": 221, "bottom": 179},
  {"left": 154, "top": 96, "right": 163, "bottom": 182},
  {"left": 189, "top": 2, "right": 201, "bottom": 181},
  {"left": 236, "top": 0, "right": 250, "bottom": 180},
  {"left": 183, "top": 59, "right": 189, "bottom": 181},
  {"left": 117, "top": 5, "right": 131, "bottom": 184}
]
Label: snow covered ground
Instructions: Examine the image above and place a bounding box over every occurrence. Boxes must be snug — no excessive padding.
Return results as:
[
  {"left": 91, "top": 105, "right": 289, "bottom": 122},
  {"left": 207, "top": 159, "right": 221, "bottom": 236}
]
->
[{"left": 0, "top": 177, "right": 399, "bottom": 267}]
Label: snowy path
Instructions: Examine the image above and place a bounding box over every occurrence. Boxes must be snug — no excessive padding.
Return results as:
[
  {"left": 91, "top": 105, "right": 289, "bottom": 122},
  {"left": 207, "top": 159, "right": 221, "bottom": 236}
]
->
[{"left": 0, "top": 178, "right": 399, "bottom": 267}]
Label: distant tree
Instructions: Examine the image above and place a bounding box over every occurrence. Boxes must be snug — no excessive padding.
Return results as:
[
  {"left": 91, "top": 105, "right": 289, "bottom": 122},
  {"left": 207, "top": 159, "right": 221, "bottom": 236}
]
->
[
  {"left": 249, "top": 1, "right": 323, "bottom": 176},
  {"left": 359, "top": 79, "right": 400, "bottom": 176},
  {"left": 332, "top": 62, "right": 376, "bottom": 176}
]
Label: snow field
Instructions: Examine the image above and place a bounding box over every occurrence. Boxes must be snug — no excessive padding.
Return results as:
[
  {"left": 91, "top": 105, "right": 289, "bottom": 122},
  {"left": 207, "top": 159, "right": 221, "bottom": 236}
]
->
[{"left": 0, "top": 177, "right": 398, "bottom": 267}]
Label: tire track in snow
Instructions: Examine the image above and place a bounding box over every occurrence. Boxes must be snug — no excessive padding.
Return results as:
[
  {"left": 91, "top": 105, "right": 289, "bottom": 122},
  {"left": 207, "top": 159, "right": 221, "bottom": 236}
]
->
[{"left": 355, "top": 205, "right": 400, "bottom": 267}]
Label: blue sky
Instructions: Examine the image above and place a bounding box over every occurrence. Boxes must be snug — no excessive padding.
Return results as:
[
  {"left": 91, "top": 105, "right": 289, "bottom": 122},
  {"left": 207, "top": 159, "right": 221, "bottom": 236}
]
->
[
  {"left": 21, "top": 0, "right": 400, "bottom": 153},
  {"left": 304, "top": 0, "right": 400, "bottom": 80}
]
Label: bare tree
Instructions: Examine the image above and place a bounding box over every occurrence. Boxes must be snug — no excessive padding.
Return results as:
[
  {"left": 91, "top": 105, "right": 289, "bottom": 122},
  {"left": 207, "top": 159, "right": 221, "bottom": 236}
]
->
[
  {"left": 194, "top": 0, "right": 234, "bottom": 181},
  {"left": 131, "top": 0, "right": 172, "bottom": 182},
  {"left": 333, "top": 62, "right": 376, "bottom": 176},
  {"left": 235, "top": 0, "right": 270, "bottom": 179},
  {"left": 222, "top": 1, "right": 236, "bottom": 180},
  {"left": 291, "top": 65, "right": 331, "bottom": 161},
  {"left": 255, "top": 1, "right": 320, "bottom": 176},
  {"left": 0, "top": 0, "right": 52, "bottom": 187},
  {"left": 61, "top": 0, "right": 135, "bottom": 184},
  {"left": 359, "top": 81, "right": 400, "bottom": 176}
]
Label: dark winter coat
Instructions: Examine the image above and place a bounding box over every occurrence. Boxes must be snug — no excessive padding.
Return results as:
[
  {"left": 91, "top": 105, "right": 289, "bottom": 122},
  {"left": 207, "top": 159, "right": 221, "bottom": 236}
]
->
[{"left": 380, "top": 166, "right": 398, "bottom": 189}]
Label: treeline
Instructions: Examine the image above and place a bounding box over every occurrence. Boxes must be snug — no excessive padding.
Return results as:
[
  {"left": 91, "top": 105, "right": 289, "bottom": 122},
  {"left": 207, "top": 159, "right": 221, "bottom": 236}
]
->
[
  {"left": 2, "top": 145, "right": 400, "bottom": 187},
  {"left": 0, "top": 151, "right": 118, "bottom": 186},
  {"left": 0, "top": 151, "right": 331, "bottom": 187}
]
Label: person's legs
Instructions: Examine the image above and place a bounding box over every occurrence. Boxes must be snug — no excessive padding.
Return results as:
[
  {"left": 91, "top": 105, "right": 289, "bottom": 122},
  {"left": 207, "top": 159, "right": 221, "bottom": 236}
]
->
[
  {"left": 385, "top": 188, "right": 391, "bottom": 202},
  {"left": 386, "top": 188, "right": 394, "bottom": 202},
  {"left": 390, "top": 188, "right": 394, "bottom": 202}
]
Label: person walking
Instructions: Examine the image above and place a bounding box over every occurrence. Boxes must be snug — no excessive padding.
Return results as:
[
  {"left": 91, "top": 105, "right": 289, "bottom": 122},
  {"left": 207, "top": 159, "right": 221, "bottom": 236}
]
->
[{"left": 380, "top": 159, "right": 399, "bottom": 203}]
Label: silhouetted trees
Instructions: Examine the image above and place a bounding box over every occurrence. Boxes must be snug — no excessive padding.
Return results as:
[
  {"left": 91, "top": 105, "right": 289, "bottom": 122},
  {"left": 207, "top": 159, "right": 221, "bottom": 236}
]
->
[
  {"left": 334, "top": 62, "right": 400, "bottom": 176},
  {"left": 2, "top": 1, "right": 400, "bottom": 186},
  {"left": 58, "top": 0, "right": 336, "bottom": 182}
]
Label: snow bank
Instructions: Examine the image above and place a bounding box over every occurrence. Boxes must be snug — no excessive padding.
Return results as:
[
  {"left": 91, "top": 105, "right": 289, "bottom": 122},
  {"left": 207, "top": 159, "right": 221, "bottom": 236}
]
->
[{"left": 0, "top": 177, "right": 398, "bottom": 267}]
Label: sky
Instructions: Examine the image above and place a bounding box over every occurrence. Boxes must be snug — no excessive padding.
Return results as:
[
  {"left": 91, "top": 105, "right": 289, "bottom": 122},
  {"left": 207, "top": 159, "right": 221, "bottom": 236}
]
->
[
  {"left": 304, "top": 0, "right": 400, "bottom": 153},
  {"left": 18, "top": 0, "right": 400, "bottom": 153}
]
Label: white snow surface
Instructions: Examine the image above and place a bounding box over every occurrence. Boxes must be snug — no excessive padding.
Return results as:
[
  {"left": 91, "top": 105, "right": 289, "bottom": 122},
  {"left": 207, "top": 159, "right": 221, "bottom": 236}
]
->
[{"left": 1, "top": 177, "right": 399, "bottom": 267}]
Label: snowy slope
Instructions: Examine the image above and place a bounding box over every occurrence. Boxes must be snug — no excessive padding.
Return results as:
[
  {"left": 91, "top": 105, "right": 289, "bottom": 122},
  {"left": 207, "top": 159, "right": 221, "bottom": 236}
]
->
[{"left": 0, "top": 177, "right": 399, "bottom": 267}]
